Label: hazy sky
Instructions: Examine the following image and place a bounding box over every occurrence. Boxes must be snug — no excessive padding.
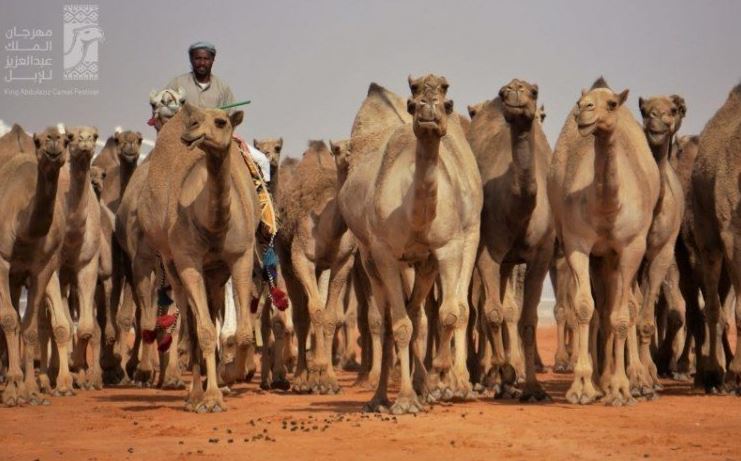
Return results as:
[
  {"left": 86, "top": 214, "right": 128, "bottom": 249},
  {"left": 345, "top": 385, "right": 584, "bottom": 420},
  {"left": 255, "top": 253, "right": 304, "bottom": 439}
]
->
[
  {"left": 2, "top": 0, "right": 741, "bottom": 304},
  {"left": 2, "top": 0, "right": 740, "bottom": 151}
]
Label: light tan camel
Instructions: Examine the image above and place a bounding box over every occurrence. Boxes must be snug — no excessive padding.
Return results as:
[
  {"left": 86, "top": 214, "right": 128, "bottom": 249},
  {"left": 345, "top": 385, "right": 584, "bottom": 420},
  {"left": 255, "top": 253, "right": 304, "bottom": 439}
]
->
[
  {"left": 278, "top": 140, "right": 356, "bottom": 394},
  {"left": 253, "top": 138, "right": 283, "bottom": 196},
  {"left": 138, "top": 103, "right": 258, "bottom": 412},
  {"left": 339, "top": 75, "right": 482, "bottom": 413},
  {"left": 691, "top": 82, "right": 741, "bottom": 394},
  {"left": 466, "top": 79, "right": 555, "bottom": 401},
  {"left": 548, "top": 78, "right": 659, "bottom": 405},
  {"left": 0, "top": 128, "right": 73, "bottom": 405},
  {"left": 632, "top": 95, "right": 686, "bottom": 394},
  {"left": 57, "top": 127, "right": 104, "bottom": 390}
]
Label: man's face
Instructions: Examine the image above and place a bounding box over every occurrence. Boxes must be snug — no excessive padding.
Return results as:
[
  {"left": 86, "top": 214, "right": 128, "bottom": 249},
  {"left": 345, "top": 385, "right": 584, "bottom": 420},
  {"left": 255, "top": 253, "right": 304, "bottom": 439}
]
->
[{"left": 190, "top": 49, "right": 214, "bottom": 78}]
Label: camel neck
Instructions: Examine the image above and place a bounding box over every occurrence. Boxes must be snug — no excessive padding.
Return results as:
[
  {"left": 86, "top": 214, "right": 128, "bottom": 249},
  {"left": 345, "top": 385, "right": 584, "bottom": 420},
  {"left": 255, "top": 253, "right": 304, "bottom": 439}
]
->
[
  {"left": 204, "top": 145, "right": 232, "bottom": 234},
  {"left": 66, "top": 156, "right": 93, "bottom": 237},
  {"left": 510, "top": 124, "right": 537, "bottom": 207},
  {"left": 410, "top": 135, "right": 440, "bottom": 232},
  {"left": 24, "top": 160, "right": 62, "bottom": 240},
  {"left": 119, "top": 159, "right": 137, "bottom": 195},
  {"left": 650, "top": 137, "right": 672, "bottom": 206},
  {"left": 593, "top": 133, "right": 621, "bottom": 213},
  {"left": 268, "top": 164, "right": 279, "bottom": 196}
]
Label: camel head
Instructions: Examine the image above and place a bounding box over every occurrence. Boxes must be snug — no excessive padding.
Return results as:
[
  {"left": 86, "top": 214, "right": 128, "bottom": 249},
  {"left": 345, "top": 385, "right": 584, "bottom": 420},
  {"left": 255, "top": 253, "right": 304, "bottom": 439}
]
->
[
  {"left": 499, "top": 79, "right": 539, "bottom": 127},
  {"left": 638, "top": 95, "right": 687, "bottom": 148},
  {"left": 149, "top": 87, "right": 186, "bottom": 131},
  {"left": 575, "top": 87, "right": 629, "bottom": 137},
  {"left": 253, "top": 137, "right": 283, "bottom": 170},
  {"left": 75, "top": 25, "right": 104, "bottom": 45},
  {"left": 33, "top": 127, "right": 68, "bottom": 166},
  {"left": 328, "top": 139, "right": 352, "bottom": 173},
  {"left": 114, "top": 130, "right": 143, "bottom": 164},
  {"left": 407, "top": 74, "right": 453, "bottom": 138},
  {"left": 90, "top": 166, "right": 106, "bottom": 198},
  {"left": 467, "top": 101, "right": 487, "bottom": 120},
  {"left": 67, "top": 126, "right": 98, "bottom": 165},
  {"left": 180, "top": 103, "right": 243, "bottom": 155}
]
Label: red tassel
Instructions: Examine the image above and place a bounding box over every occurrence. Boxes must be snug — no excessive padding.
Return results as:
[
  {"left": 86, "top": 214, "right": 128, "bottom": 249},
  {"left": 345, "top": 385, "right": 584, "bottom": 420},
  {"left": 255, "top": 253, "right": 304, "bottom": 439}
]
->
[
  {"left": 146, "top": 116, "right": 156, "bottom": 126},
  {"left": 250, "top": 297, "right": 259, "bottom": 314},
  {"left": 157, "top": 314, "right": 177, "bottom": 329},
  {"left": 142, "top": 329, "right": 157, "bottom": 343},
  {"left": 157, "top": 333, "right": 173, "bottom": 352},
  {"left": 271, "top": 287, "right": 289, "bottom": 311}
]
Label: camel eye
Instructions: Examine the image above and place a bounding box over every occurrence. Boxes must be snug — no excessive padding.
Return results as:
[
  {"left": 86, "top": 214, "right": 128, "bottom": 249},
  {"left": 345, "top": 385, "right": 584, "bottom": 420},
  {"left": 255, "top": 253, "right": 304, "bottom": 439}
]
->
[
  {"left": 275, "top": 146, "right": 281, "bottom": 154},
  {"left": 607, "top": 100, "right": 617, "bottom": 110},
  {"left": 531, "top": 89, "right": 538, "bottom": 98},
  {"left": 214, "top": 118, "right": 227, "bottom": 128},
  {"left": 671, "top": 107, "right": 678, "bottom": 116}
]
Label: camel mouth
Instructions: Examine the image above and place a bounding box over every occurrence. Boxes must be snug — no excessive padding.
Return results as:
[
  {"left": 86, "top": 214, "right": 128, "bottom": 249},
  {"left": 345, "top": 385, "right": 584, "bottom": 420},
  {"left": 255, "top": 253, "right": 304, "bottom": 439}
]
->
[
  {"left": 44, "top": 149, "right": 64, "bottom": 162},
  {"left": 120, "top": 151, "right": 140, "bottom": 162},
  {"left": 182, "top": 134, "right": 205, "bottom": 150},
  {"left": 646, "top": 129, "right": 669, "bottom": 145},
  {"left": 503, "top": 101, "right": 527, "bottom": 110},
  {"left": 577, "top": 121, "right": 597, "bottom": 136}
]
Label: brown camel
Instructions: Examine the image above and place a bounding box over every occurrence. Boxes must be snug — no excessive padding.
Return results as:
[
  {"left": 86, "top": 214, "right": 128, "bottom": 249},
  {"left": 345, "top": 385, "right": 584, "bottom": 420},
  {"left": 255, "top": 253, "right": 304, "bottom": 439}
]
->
[
  {"left": 0, "top": 127, "right": 74, "bottom": 405},
  {"left": 56, "top": 127, "right": 104, "bottom": 390},
  {"left": 548, "top": 78, "right": 659, "bottom": 405},
  {"left": 339, "top": 75, "right": 482, "bottom": 413},
  {"left": 633, "top": 94, "right": 686, "bottom": 394},
  {"left": 466, "top": 79, "right": 555, "bottom": 401},
  {"left": 278, "top": 140, "right": 356, "bottom": 394},
  {"left": 137, "top": 103, "right": 258, "bottom": 412},
  {"left": 691, "top": 82, "right": 741, "bottom": 394}
]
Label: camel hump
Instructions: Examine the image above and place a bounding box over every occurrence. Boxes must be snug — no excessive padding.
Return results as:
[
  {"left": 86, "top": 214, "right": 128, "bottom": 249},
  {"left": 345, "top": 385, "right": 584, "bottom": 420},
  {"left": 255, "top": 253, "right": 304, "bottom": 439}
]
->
[
  {"left": 591, "top": 76, "right": 610, "bottom": 90},
  {"left": 367, "top": 82, "right": 386, "bottom": 97},
  {"left": 307, "top": 139, "right": 328, "bottom": 151}
]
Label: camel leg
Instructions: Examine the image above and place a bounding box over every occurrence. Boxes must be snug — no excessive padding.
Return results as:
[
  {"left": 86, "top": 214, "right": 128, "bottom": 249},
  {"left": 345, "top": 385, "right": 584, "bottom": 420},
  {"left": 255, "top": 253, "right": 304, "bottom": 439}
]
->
[
  {"left": 476, "top": 249, "right": 514, "bottom": 396},
  {"left": 341, "top": 277, "right": 361, "bottom": 372},
  {"left": 37, "top": 290, "right": 53, "bottom": 394},
  {"left": 564, "top": 248, "right": 601, "bottom": 404},
  {"left": 626, "top": 285, "right": 654, "bottom": 397},
  {"left": 657, "top": 261, "right": 687, "bottom": 377},
  {"left": 404, "top": 258, "right": 436, "bottom": 399},
  {"left": 115, "top": 284, "right": 136, "bottom": 384},
  {"left": 696, "top": 247, "right": 725, "bottom": 392},
  {"left": 270, "top": 307, "right": 292, "bottom": 391},
  {"left": 175, "top": 259, "right": 224, "bottom": 413},
  {"left": 290, "top": 246, "right": 328, "bottom": 392},
  {"left": 552, "top": 256, "right": 573, "bottom": 373},
  {"left": 130, "top": 249, "right": 157, "bottom": 387},
  {"left": 74, "top": 257, "right": 100, "bottom": 389},
  {"left": 519, "top": 244, "right": 553, "bottom": 402},
  {"left": 43, "top": 271, "right": 75, "bottom": 397},
  {"left": 229, "top": 254, "right": 256, "bottom": 386},
  {"left": 637, "top": 242, "right": 675, "bottom": 392},
  {"left": 98, "top": 277, "right": 120, "bottom": 385},
  {"left": 0, "top": 260, "right": 28, "bottom": 406},
  {"left": 504, "top": 265, "right": 525, "bottom": 383},
  {"left": 722, "top": 235, "right": 741, "bottom": 394}
]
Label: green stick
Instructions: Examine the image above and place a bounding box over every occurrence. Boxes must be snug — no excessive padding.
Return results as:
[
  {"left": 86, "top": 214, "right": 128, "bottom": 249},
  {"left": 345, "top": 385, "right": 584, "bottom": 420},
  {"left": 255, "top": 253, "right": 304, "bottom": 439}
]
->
[{"left": 218, "top": 100, "right": 251, "bottom": 110}]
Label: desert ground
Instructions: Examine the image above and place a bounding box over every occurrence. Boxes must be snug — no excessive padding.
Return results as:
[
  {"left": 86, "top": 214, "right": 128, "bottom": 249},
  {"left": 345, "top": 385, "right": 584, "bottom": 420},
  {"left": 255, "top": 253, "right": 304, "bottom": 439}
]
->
[{"left": 2, "top": 326, "right": 740, "bottom": 461}]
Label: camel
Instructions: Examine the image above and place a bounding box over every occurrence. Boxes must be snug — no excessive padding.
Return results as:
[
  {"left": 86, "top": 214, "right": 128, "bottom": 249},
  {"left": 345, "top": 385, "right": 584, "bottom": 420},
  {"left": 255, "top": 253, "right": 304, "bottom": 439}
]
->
[
  {"left": 339, "top": 75, "right": 482, "bottom": 413},
  {"left": 55, "top": 127, "right": 103, "bottom": 390},
  {"left": 466, "top": 79, "right": 555, "bottom": 401},
  {"left": 277, "top": 140, "right": 356, "bottom": 394},
  {"left": 691, "top": 82, "right": 741, "bottom": 394},
  {"left": 253, "top": 138, "right": 283, "bottom": 196},
  {"left": 632, "top": 95, "right": 686, "bottom": 393},
  {"left": 137, "top": 103, "right": 258, "bottom": 412},
  {"left": 548, "top": 78, "right": 659, "bottom": 405},
  {"left": 0, "top": 127, "right": 73, "bottom": 405},
  {"left": 469, "top": 101, "right": 546, "bottom": 124}
]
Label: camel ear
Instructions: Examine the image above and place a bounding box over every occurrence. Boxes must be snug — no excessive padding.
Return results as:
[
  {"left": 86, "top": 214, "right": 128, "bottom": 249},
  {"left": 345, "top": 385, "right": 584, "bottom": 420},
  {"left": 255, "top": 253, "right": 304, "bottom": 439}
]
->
[
  {"left": 92, "top": 129, "right": 99, "bottom": 141},
  {"left": 467, "top": 105, "right": 477, "bottom": 119},
  {"left": 182, "top": 102, "right": 197, "bottom": 119},
  {"left": 33, "top": 133, "right": 40, "bottom": 148},
  {"left": 136, "top": 132, "right": 143, "bottom": 144},
  {"left": 444, "top": 99, "right": 454, "bottom": 115},
  {"left": 113, "top": 131, "right": 121, "bottom": 145},
  {"left": 617, "top": 89, "right": 629, "bottom": 107},
  {"left": 531, "top": 83, "right": 539, "bottom": 98},
  {"left": 149, "top": 89, "right": 158, "bottom": 102},
  {"left": 638, "top": 97, "right": 647, "bottom": 117},
  {"left": 581, "top": 88, "right": 588, "bottom": 97},
  {"left": 407, "top": 98, "right": 416, "bottom": 116},
  {"left": 671, "top": 95, "right": 687, "bottom": 117},
  {"left": 230, "top": 110, "right": 244, "bottom": 128},
  {"left": 408, "top": 75, "right": 419, "bottom": 94},
  {"left": 278, "top": 137, "right": 283, "bottom": 148},
  {"left": 328, "top": 139, "right": 337, "bottom": 156},
  {"left": 66, "top": 131, "right": 75, "bottom": 142}
]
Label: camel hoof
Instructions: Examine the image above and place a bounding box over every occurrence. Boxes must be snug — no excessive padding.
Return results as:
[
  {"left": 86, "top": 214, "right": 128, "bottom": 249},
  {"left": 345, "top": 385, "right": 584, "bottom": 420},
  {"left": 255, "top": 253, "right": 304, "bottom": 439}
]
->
[
  {"left": 271, "top": 378, "right": 291, "bottom": 391},
  {"left": 519, "top": 385, "right": 552, "bottom": 403},
  {"left": 362, "top": 398, "right": 392, "bottom": 413},
  {"left": 161, "top": 379, "right": 186, "bottom": 390},
  {"left": 390, "top": 395, "right": 424, "bottom": 415},
  {"left": 553, "top": 362, "right": 573, "bottom": 374},
  {"left": 260, "top": 381, "right": 271, "bottom": 391},
  {"left": 671, "top": 372, "right": 692, "bottom": 382},
  {"left": 243, "top": 369, "right": 256, "bottom": 383},
  {"left": 341, "top": 358, "right": 361, "bottom": 372}
]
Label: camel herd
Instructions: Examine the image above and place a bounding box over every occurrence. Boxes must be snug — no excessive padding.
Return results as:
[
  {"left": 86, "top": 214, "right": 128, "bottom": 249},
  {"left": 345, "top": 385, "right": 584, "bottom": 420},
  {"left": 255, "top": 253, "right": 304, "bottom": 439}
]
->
[{"left": 0, "top": 75, "right": 739, "bottom": 414}]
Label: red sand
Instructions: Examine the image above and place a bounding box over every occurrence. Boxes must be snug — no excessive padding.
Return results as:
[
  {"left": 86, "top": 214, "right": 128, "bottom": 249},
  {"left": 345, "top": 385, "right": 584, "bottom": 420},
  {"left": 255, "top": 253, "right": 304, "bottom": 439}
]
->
[{"left": 2, "top": 327, "right": 740, "bottom": 461}]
